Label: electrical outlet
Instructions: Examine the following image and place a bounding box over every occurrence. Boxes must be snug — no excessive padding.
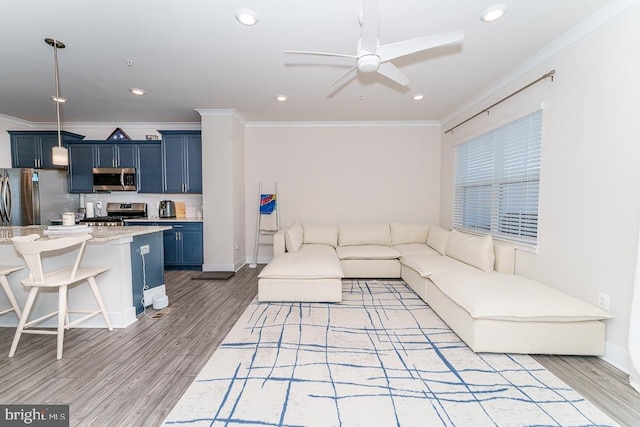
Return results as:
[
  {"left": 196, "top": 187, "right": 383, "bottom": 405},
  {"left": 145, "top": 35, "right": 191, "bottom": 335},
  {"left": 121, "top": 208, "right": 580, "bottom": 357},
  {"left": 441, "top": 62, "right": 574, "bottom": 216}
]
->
[
  {"left": 140, "top": 245, "right": 150, "bottom": 255},
  {"left": 597, "top": 292, "right": 610, "bottom": 311},
  {"left": 96, "top": 201, "right": 102, "bottom": 209}
]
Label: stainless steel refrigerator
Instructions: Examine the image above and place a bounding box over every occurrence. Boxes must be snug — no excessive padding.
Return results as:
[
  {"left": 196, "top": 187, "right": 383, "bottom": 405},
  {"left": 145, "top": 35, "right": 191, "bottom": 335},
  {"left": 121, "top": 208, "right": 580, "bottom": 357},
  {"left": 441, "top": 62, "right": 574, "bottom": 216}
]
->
[{"left": 0, "top": 168, "right": 79, "bottom": 226}]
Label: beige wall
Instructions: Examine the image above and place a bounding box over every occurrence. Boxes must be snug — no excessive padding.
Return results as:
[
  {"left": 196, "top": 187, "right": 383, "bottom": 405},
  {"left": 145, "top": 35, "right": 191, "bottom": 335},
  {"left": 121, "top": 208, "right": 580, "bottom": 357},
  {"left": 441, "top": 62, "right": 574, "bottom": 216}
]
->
[
  {"left": 440, "top": 3, "right": 640, "bottom": 370},
  {"left": 244, "top": 124, "right": 441, "bottom": 263}
]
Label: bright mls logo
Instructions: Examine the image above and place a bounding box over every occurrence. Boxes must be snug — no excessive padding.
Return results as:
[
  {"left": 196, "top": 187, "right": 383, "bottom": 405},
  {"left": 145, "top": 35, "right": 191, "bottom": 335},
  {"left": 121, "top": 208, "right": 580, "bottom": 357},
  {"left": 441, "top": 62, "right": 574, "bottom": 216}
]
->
[{"left": 1, "top": 405, "right": 69, "bottom": 426}]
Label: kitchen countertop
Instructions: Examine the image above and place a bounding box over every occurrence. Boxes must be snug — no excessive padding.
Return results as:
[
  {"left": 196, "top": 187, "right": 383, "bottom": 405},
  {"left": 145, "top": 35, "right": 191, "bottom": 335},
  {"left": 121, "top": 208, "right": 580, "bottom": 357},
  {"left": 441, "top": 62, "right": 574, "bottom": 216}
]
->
[
  {"left": 0, "top": 225, "right": 171, "bottom": 244},
  {"left": 124, "top": 217, "right": 203, "bottom": 223}
]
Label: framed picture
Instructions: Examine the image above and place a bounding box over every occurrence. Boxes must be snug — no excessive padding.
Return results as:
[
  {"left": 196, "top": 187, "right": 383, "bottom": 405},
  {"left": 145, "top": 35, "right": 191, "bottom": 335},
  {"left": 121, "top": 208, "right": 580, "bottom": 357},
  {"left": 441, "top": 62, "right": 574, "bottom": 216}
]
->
[{"left": 107, "top": 127, "right": 131, "bottom": 141}]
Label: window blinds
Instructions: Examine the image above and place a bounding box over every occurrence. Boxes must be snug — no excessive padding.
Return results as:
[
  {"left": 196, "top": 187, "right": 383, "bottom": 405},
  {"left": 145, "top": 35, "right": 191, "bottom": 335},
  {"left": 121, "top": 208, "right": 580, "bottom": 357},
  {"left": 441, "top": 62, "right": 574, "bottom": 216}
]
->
[{"left": 453, "top": 109, "right": 542, "bottom": 246}]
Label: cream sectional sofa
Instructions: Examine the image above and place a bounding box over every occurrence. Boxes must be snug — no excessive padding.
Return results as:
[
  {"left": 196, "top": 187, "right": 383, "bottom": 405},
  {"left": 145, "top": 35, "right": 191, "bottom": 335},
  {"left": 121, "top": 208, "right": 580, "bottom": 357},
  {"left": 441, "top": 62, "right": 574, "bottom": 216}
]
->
[{"left": 259, "top": 222, "right": 612, "bottom": 355}]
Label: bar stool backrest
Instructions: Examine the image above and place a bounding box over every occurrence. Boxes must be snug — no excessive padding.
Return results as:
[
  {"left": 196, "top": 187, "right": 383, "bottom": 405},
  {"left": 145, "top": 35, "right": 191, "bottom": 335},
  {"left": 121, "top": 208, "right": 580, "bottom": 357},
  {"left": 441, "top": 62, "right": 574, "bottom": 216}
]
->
[{"left": 11, "top": 234, "right": 92, "bottom": 284}]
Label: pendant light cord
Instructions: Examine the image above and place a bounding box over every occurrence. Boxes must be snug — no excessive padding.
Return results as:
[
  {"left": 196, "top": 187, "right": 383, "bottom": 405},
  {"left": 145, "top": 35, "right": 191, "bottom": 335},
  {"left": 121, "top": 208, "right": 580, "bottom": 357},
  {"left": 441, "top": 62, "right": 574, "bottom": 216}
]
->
[{"left": 53, "top": 39, "right": 62, "bottom": 148}]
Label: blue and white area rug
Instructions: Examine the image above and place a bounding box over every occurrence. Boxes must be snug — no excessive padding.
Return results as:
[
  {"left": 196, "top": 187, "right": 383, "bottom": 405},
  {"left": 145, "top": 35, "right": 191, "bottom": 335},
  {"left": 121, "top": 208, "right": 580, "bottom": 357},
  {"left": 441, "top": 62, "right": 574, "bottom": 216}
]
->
[{"left": 163, "top": 280, "right": 617, "bottom": 427}]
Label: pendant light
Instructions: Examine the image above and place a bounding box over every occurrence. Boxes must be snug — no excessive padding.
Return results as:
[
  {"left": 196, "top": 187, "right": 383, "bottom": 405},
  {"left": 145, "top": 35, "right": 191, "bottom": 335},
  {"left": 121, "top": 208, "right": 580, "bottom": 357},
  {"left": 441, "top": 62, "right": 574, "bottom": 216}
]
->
[{"left": 46, "top": 38, "right": 68, "bottom": 166}]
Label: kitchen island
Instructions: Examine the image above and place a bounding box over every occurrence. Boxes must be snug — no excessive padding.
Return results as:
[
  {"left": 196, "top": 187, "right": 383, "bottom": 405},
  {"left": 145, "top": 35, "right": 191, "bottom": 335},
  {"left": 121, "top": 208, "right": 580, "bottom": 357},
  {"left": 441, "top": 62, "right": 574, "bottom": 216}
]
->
[{"left": 0, "top": 225, "right": 170, "bottom": 329}]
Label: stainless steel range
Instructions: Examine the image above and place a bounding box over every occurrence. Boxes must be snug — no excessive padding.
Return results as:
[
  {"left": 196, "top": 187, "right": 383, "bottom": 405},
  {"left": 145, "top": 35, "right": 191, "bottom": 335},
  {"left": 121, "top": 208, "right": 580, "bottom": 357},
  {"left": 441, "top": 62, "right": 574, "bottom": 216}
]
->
[{"left": 80, "top": 202, "right": 147, "bottom": 226}]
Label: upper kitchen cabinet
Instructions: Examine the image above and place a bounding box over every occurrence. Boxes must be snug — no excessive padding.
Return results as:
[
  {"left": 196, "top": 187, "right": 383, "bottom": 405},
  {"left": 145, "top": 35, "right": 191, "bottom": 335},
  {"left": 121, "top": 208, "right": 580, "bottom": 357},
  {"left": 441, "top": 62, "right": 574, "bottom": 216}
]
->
[
  {"left": 95, "top": 143, "right": 137, "bottom": 168},
  {"left": 9, "top": 130, "right": 85, "bottom": 169},
  {"left": 137, "top": 143, "right": 163, "bottom": 193},
  {"left": 67, "top": 141, "right": 156, "bottom": 193},
  {"left": 67, "top": 143, "right": 95, "bottom": 193},
  {"left": 159, "top": 130, "right": 202, "bottom": 194}
]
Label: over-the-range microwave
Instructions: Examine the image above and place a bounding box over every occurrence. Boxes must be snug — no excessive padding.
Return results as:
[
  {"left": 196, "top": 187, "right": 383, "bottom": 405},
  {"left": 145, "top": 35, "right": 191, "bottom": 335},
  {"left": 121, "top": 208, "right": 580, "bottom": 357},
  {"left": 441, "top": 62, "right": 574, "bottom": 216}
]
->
[{"left": 92, "top": 167, "right": 137, "bottom": 191}]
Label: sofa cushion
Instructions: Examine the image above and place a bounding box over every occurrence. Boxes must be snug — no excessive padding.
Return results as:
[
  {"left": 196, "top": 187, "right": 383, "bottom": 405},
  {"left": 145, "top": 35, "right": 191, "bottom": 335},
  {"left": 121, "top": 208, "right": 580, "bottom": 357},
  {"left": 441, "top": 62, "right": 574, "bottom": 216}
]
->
[
  {"left": 285, "top": 222, "right": 304, "bottom": 253},
  {"left": 400, "top": 254, "right": 478, "bottom": 277},
  {"left": 259, "top": 253, "right": 344, "bottom": 279},
  {"left": 427, "top": 225, "right": 450, "bottom": 255},
  {"left": 303, "top": 225, "right": 338, "bottom": 247},
  {"left": 338, "top": 224, "right": 391, "bottom": 246},
  {"left": 446, "top": 230, "right": 495, "bottom": 272},
  {"left": 390, "top": 223, "right": 430, "bottom": 245},
  {"left": 393, "top": 243, "right": 440, "bottom": 257},
  {"left": 429, "top": 270, "right": 613, "bottom": 322},
  {"left": 336, "top": 245, "right": 401, "bottom": 260},
  {"left": 299, "top": 244, "right": 337, "bottom": 257}
]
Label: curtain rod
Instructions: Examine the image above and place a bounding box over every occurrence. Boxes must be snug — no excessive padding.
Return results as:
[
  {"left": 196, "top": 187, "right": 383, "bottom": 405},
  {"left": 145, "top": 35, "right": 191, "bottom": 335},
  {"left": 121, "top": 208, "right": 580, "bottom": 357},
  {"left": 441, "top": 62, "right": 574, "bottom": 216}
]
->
[{"left": 444, "top": 69, "right": 555, "bottom": 134}]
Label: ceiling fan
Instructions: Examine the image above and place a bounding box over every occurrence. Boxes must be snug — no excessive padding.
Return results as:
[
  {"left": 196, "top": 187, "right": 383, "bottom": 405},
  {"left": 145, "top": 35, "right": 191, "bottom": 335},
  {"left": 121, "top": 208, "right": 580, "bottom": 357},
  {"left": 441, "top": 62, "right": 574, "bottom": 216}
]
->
[{"left": 285, "top": 0, "right": 464, "bottom": 89}]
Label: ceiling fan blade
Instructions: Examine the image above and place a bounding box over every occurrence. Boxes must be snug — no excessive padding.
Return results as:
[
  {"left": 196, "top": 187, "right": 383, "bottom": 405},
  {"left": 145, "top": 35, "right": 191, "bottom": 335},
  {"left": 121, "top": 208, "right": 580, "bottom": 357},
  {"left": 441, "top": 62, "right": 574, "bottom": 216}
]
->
[
  {"left": 376, "top": 62, "right": 410, "bottom": 86},
  {"left": 360, "top": 0, "right": 379, "bottom": 53},
  {"left": 284, "top": 50, "right": 358, "bottom": 59},
  {"left": 377, "top": 30, "right": 464, "bottom": 62},
  {"left": 328, "top": 65, "right": 358, "bottom": 89}
]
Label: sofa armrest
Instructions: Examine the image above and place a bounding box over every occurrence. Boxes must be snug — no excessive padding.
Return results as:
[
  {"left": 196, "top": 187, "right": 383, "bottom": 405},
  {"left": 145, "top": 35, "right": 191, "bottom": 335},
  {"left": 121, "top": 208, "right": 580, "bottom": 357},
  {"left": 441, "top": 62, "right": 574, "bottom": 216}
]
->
[{"left": 273, "top": 229, "right": 287, "bottom": 257}]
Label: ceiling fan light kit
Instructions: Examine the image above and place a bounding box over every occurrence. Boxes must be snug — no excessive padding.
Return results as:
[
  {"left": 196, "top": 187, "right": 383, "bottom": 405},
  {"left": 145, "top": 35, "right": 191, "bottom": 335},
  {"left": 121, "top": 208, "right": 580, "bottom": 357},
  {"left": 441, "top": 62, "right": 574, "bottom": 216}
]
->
[{"left": 284, "top": 0, "right": 464, "bottom": 91}]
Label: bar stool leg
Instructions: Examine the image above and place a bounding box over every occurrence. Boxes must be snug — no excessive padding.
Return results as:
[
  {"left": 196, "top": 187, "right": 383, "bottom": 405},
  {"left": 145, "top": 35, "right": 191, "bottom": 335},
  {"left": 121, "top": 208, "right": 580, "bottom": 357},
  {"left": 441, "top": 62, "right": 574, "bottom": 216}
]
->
[
  {"left": 9, "top": 287, "right": 38, "bottom": 357},
  {"left": 56, "top": 286, "right": 68, "bottom": 360},
  {"left": 0, "top": 275, "right": 21, "bottom": 319},
  {"left": 87, "top": 277, "right": 113, "bottom": 331}
]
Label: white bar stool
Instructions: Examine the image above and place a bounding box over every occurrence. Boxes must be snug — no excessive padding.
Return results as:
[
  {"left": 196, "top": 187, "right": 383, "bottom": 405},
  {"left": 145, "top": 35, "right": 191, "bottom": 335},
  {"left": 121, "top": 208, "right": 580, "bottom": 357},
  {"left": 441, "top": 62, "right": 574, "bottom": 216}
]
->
[
  {"left": 9, "top": 233, "right": 112, "bottom": 360},
  {"left": 0, "top": 265, "right": 24, "bottom": 320}
]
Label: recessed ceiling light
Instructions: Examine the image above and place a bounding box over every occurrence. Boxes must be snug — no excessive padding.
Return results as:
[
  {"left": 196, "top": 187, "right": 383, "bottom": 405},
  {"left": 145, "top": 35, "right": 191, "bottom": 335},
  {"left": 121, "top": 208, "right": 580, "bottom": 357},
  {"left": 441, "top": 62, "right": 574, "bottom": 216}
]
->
[
  {"left": 481, "top": 4, "right": 508, "bottom": 22},
  {"left": 235, "top": 8, "right": 258, "bottom": 26},
  {"left": 275, "top": 95, "right": 287, "bottom": 102},
  {"left": 413, "top": 94, "right": 424, "bottom": 101},
  {"left": 129, "top": 88, "right": 145, "bottom": 96},
  {"left": 50, "top": 96, "right": 67, "bottom": 103}
]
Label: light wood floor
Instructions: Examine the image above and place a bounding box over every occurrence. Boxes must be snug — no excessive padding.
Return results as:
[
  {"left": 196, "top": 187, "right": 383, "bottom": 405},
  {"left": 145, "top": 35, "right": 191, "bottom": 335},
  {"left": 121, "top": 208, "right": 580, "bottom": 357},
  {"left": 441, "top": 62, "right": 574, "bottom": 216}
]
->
[{"left": 0, "top": 267, "right": 638, "bottom": 426}]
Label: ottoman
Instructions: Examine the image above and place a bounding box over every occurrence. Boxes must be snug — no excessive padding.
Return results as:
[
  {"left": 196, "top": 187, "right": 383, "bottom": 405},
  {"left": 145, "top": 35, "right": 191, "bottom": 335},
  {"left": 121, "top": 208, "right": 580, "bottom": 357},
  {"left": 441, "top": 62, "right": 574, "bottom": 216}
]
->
[{"left": 258, "top": 253, "right": 344, "bottom": 302}]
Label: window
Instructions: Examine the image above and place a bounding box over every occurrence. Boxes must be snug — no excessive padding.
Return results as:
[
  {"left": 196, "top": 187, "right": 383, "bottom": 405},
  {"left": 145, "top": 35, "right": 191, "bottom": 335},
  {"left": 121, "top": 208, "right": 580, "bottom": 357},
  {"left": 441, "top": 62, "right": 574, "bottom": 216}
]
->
[{"left": 453, "top": 110, "right": 542, "bottom": 246}]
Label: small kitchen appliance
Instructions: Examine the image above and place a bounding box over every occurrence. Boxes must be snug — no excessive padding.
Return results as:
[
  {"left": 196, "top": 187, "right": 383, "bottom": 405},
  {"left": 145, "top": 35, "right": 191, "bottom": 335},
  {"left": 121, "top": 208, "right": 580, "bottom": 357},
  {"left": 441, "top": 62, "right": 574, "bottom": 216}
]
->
[
  {"left": 159, "top": 200, "right": 176, "bottom": 218},
  {"left": 92, "top": 167, "right": 136, "bottom": 192}
]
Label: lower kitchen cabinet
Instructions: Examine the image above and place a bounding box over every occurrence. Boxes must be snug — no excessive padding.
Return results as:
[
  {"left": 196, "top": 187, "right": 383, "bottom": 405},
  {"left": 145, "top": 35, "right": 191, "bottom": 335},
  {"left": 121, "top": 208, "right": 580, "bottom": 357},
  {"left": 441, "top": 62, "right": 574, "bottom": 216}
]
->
[
  {"left": 162, "top": 222, "right": 203, "bottom": 270},
  {"left": 127, "top": 221, "right": 203, "bottom": 270}
]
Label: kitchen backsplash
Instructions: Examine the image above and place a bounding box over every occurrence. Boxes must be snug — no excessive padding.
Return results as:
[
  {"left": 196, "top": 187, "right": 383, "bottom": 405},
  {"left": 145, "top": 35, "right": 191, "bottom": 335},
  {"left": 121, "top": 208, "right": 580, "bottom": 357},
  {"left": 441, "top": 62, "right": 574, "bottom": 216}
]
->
[{"left": 81, "top": 192, "right": 203, "bottom": 219}]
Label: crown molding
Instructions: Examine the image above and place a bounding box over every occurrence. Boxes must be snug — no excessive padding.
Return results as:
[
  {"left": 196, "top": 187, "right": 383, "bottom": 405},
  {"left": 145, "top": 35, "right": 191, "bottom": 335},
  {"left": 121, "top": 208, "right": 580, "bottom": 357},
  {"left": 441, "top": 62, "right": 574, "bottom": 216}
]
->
[
  {"left": 244, "top": 120, "right": 440, "bottom": 128},
  {"left": 196, "top": 109, "right": 246, "bottom": 125},
  {"left": 441, "top": 0, "right": 639, "bottom": 126},
  {"left": 0, "top": 114, "right": 35, "bottom": 127}
]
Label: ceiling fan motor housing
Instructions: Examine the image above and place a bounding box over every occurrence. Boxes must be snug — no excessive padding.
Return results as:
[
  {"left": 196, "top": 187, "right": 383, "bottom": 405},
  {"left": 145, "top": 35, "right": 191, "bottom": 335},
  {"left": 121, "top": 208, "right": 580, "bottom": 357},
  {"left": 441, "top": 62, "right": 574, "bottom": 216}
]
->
[{"left": 357, "top": 54, "right": 381, "bottom": 73}]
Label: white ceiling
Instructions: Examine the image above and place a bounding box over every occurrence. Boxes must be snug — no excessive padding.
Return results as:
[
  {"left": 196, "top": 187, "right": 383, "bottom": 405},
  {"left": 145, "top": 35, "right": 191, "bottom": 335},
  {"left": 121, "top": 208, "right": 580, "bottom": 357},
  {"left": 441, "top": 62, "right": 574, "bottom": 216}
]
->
[{"left": 0, "top": 0, "right": 613, "bottom": 124}]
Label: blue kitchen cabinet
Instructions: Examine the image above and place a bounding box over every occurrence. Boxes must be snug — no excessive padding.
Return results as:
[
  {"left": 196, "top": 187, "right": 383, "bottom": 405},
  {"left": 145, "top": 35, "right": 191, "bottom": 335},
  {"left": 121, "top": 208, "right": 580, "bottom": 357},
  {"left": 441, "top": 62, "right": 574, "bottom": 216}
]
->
[
  {"left": 160, "top": 222, "right": 203, "bottom": 270},
  {"left": 137, "top": 143, "right": 163, "bottom": 193},
  {"left": 67, "top": 143, "right": 95, "bottom": 193},
  {"left": 67, "top": 141, "right": 155, "bottom": 193},
  {"left": 126, "top": 221, "right": 203, "bottom": 270},
  {"left": 9, "top": 130, "right": 85, "bottom": 169},
  {"left": 95, "top": 143, "right": 137, "bottom": 168},
  {"left": 158, "top": 130, "right": 202, "bottom": 194}
]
